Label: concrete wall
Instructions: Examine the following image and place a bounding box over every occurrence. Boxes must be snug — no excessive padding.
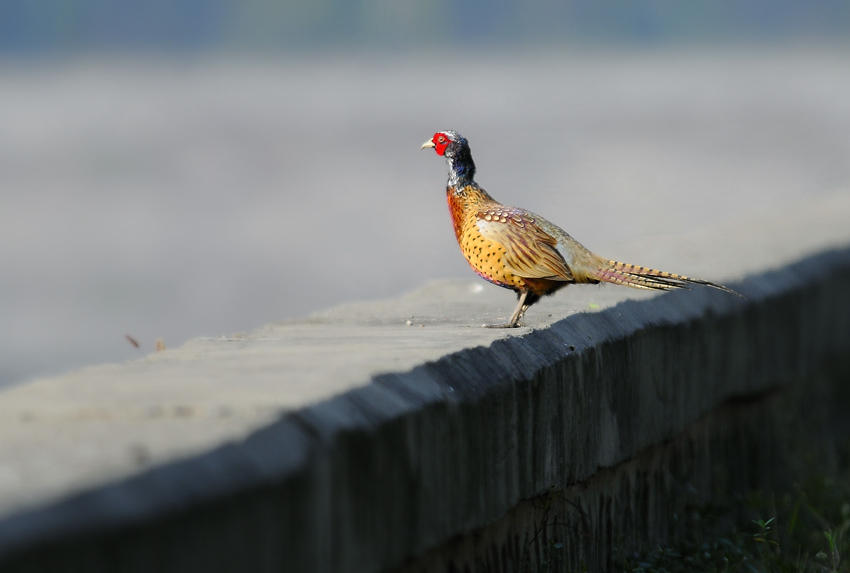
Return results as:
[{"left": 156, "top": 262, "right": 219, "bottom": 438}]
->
[{"left": 1, "top": 192, "right": 849, "bottom": 572}]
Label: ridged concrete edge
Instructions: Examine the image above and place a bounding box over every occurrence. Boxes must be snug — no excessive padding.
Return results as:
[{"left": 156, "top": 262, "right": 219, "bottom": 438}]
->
[{"left": 1, "top": 247, "right": 849, "bottom": 572}]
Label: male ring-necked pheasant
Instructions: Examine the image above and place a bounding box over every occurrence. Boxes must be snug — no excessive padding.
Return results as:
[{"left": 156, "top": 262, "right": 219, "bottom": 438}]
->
[{"left": 422, "top": 130, "right": 739, "bottom": 328}]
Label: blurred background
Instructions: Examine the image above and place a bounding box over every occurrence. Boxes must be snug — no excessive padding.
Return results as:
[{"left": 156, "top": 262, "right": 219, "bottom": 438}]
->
[{"left": 1, "top": 1, "right": 849, "bottom": 388}]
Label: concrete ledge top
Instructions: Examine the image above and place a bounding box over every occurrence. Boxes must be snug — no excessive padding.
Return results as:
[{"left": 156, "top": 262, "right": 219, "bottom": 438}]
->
[{"left": 1, "top": 190, "right": 849, "bottom": 531}]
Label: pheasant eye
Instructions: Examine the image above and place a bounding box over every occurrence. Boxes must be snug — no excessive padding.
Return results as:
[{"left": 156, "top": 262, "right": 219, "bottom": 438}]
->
[{"left": 437, "top": 135, "right": 446, "bottom": 143}]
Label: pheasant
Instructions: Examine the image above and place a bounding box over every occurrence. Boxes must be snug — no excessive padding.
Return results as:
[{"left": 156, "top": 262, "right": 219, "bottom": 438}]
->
[{"left": 422, "top": 130, "right": 740, "bottom": 328}]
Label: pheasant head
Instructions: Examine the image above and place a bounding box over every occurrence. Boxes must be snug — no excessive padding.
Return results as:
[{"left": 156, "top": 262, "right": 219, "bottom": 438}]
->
[{"left": 422, "top": 130, "right": 476, "bottom": 188}]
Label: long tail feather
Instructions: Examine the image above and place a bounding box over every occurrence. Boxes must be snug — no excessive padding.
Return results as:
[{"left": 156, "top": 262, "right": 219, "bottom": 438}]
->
[{"left": 592, "top": 260, "right": 743, "bottom": 297}]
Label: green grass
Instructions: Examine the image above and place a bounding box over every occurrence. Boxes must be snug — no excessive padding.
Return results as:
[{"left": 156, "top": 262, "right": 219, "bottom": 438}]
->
[{"left": 617, "top": 474, "right": 850, "bottom": 572}]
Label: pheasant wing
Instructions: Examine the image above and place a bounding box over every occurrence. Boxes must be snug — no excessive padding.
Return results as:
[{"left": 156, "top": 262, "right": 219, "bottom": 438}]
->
[{"left": 475, "top": 208, "right": 574, "bottom": 281}]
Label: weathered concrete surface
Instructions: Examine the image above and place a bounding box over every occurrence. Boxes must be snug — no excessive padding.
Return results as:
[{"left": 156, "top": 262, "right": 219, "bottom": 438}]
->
[
  {"left": 399, "top": 358, "right": 850, "bottom": 573},
  {"left": 0, "top": 190, "right": 849, "bottom": 571}
]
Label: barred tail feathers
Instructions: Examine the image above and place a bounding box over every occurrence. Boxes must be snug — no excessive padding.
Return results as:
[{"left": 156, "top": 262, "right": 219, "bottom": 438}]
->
[{"left": 592, "top": 260, "right": 742, "bottom": 296}]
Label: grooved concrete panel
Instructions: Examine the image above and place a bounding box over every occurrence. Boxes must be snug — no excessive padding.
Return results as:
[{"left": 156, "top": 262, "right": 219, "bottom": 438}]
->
[{"left": 0, "top": 192, "right": 849, "bottom": 571}]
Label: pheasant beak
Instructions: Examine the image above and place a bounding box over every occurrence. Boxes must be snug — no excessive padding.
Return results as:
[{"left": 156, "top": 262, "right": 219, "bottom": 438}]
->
[{"left": 421, "top": 139, "right": 436, "bottom": 150}]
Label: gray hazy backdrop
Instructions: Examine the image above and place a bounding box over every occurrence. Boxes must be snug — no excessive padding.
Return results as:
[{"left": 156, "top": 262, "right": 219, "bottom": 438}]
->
[
  {"left": 3, "top": 50, "right": 850, "bottom": 387},
  {"left": 2, "top": 0, "right": 850, "bottom": 387}
]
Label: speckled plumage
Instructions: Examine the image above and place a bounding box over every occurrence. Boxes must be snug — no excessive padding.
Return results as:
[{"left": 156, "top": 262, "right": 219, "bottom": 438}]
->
[{"left": 422, "top": 130, "right": 740, "bottom": 327}]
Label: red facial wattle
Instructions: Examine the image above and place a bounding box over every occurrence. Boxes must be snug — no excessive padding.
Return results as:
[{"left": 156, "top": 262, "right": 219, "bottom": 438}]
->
[{"left": 432, "top": 132, "right": 450, "bottom": 156}]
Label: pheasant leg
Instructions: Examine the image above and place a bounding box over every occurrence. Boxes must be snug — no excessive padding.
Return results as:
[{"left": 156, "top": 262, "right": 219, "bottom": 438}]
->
[{"left": 485, "top": 290, "right": 529, "bottom": 328}]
